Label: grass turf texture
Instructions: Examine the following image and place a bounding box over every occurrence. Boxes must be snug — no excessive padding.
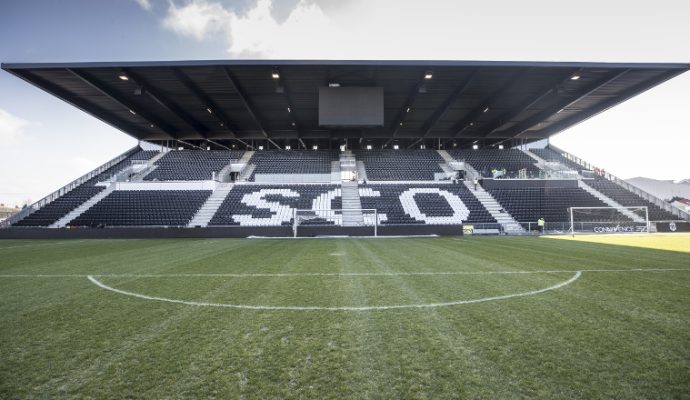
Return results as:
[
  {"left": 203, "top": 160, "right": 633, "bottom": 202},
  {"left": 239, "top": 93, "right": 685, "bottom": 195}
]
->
[{"left": 0, "top": 236, "right": 688, "bottom": 399}]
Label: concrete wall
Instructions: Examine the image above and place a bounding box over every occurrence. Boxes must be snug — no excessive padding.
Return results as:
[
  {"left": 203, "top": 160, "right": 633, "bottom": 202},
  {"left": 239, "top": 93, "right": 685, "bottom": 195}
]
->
[{"left": 0, "top": 225, "right": 463, "bottom": 239}]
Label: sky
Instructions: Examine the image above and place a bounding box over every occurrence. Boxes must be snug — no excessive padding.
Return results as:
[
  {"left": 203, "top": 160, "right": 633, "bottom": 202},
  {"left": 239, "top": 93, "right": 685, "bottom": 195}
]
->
[{"left": 0, "top": 0, "right": 689, "bottom": 207}]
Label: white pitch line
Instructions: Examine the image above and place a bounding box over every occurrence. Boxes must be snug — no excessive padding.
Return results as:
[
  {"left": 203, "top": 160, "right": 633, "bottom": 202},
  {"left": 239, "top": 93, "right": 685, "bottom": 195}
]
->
[
  {"left": 86, "top": 272, "right": 582, "bottom": 311},
  {"left": 0, "top": 268, "right": 688, "bottom": 278},
  {"left": 0, "top": 239, "right": 91, "bottom": 251}
]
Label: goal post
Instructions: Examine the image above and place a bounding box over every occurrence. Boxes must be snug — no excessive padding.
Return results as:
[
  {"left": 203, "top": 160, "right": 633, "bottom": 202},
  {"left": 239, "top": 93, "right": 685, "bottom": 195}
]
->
[
  {"left": 568, "top": 206, "right": 649, "bottom": 236},
  {"left": 293, "top": 209, "right": 379, "bottom": 237}
]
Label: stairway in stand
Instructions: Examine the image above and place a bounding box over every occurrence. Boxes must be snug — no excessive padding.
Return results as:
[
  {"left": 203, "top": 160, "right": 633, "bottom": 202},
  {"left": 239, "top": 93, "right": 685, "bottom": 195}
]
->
[
  {"left": 341, "top": 181, "right": 364, "bottom": 227},
  {"left": 463, "top": 181, "right": 525, "bottom": 234},
  {"left": 131, "top": 151, "right": 167, "bottom": 181},
  {"left": 577, "top": 180, "right": 645, "bottom": 223},
  {"left": 50, "top": 184, "right": 116, "bottom": 228},
  {"left": 187, "top": 183, "right": 234, "bottom": 227}
]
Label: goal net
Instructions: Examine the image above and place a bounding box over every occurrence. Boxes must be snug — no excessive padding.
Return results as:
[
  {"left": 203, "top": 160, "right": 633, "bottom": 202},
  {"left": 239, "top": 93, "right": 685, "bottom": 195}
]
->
[
  {"left": 293, "top": 209, "right": 379, "bottom": 237},
  {"left": 568, "top": 206, "right": 649, "bottom": 235}
]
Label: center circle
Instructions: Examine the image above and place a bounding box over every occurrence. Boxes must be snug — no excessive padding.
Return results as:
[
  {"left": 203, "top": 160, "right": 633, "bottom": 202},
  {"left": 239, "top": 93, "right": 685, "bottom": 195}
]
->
[{"left": 88, "top": 271, "right": 582, "bottom": 311}]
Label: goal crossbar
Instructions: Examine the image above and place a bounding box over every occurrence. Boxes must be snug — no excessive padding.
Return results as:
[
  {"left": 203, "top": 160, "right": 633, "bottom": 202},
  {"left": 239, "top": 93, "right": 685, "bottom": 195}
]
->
[{"left": 293, "top": 209, "right": 379, "bottom": 237}]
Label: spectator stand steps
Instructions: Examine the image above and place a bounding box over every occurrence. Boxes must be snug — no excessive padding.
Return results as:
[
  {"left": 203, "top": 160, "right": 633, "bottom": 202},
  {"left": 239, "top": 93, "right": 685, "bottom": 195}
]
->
[
  {"left": 436, "top": 150, "right": 456, "bottom": 164},
  {"left": 12, "top": 186, "right": 106, "bottom": 227},
  {"left": 188, "top": 183, "right": 234, "bottom": 227},
  {"left": 521, "top": 149, "right": 547, "bottom": 168},
  {"left": 355, "top": 161, "right": 368, "bottom": 182},
  {"left": 586, "top": 179, "right": 677, "bottom": 221},
  {"left": 463, "top": 181, "right": 524, "bottom": 234},
  {"left": 238, "top": 163, "right": 256, "bottom": 182},
  {"left": 530, "top": 148, "right": 583, "bottom": 172},
  {"left": 233, "top": 151, "right": 256, "bottom": 182},
  {"left": 131, "top": 151, "right": 167, "bottom": 181},
  {"left": 330, "top": 161, "right": 342, "bottom": 183},
  {"left": 341, "top": 181, "right": 364, "bottom": 226},
  {"left": 577, "top": 180, "right": 646, "bottom": 223},
  {"left": 50, "top": 184, "right": 117, "bottom": 228},
  {"left": 71, "top": 190, "right": 212, "bottom": 227}
]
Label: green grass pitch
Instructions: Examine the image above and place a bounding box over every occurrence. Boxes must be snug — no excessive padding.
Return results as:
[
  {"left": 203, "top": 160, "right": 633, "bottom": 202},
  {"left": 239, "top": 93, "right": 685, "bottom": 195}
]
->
[{"left": 1, "top": 236, "right": 689, "bottom": 399}]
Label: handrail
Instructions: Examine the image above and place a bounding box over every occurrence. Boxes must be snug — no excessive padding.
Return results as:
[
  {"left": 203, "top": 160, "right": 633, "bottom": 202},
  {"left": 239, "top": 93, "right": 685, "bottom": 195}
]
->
[
  {"left": 0, "top": 146, "right": 141, "bottom": 228},
  {"left": 548, "top": 144, "right": 690, "bottom": 221}
]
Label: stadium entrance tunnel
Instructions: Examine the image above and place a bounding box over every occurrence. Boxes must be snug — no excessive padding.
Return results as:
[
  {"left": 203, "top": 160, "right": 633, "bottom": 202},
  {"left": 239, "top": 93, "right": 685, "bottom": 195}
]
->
[{"left": 87, "top": 271, "right": 581, "bottom": 311}]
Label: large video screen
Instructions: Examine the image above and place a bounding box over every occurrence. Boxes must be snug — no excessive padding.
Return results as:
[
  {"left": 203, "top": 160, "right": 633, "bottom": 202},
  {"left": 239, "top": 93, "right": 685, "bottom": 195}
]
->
[{"left": 318, "top": 87, "right": 384, "bottom": 127}]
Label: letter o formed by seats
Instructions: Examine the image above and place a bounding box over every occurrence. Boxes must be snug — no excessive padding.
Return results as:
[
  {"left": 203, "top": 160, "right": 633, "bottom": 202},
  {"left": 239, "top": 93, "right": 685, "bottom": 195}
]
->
[{"left": 398, "top": 188, "right": 469, "bottom": 225}]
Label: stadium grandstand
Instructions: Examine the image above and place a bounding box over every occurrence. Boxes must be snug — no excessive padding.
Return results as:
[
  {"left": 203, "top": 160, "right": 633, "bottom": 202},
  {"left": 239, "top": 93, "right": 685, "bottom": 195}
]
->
[{"left": 1, "top": 59, "right": 689, "bottom": 237}]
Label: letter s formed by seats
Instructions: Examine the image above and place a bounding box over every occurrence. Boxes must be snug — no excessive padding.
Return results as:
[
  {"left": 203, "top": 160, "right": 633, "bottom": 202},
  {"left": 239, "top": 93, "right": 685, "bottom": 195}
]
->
[{"left": 232, "top": 189, "right": 299, "bottom": 226}]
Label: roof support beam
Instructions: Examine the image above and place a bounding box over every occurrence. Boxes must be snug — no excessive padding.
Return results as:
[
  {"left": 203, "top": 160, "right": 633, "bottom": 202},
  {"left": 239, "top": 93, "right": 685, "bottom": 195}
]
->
[
  {"left": 527, "top": 69, "right": 686, "bottom": 138},
  {"left": 480, "top": 69, "right": 580, "bottom": 138},
  {"left": 408, "top": 71, "right": 477, "bottom": 149},
  {"left": 273, "top": 67, "right": 305, "bottom": 149},
  {"left": 123, "top": 68, "right": 208, "bottom": 140},
  {"left": 172, "top": 69, "right": 253, "bottom": 149},
  {"left": 451, "top": 69, "right": 531, "bottom": 139},
  {"left": 172, "top": 68, "right": 237, "bottom": 137},
  {"left": 176, "top": 139, "right": 204, "bottom": 150},
  {"left": 10, "top": 69, "right": 147, "bottom": 139},
  {"left": 504, "top": 69, "right": 631, "bottom": 138},
  {"left": 223, "top": 67, "right": 281, "bottom": 150},
  {"left": 66, "top": 68, "right": 179, "bottom": 139},
  {"left": 383, "top": 69, "right": 429, "bottom": 148}
]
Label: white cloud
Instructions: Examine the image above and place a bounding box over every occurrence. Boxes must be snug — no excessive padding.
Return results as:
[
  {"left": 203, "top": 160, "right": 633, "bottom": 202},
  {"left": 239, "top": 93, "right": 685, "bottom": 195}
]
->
[
  {"left": 134, "top": 0, "right": 153, "bottom": 10},
  {"left": 163, "top": 0, "right": 231, "bottom": 41},
  {"left": 226, "top": 0, "right": 342, "bottom": 58},
  {"left": 161, "top": 0, "right": 690, "bottom": 61},
  {"left": 0, "top": 108, "right": 29, "bottom": 144}
]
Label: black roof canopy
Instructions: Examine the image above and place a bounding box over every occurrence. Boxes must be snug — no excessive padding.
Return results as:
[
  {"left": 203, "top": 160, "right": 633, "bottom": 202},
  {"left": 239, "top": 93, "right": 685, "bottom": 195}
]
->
[{"left": 3, "top": 59, "right": 688, "bottom": 149}]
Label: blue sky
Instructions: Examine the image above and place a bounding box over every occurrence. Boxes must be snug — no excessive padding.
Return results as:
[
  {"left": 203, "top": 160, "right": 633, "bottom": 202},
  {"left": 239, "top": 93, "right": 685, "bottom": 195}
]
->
[{"left": 1, "top": 0, "right": 689, "bottom": 207}]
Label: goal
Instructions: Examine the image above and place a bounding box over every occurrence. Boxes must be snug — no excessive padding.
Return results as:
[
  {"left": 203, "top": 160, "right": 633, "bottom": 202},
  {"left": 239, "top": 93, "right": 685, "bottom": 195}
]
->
[
  {"left": 568, "top": 206, "right": 649, "bottom": 236},
  {"left": 293, "top": 209, "right": 379, "bottom": 237}
]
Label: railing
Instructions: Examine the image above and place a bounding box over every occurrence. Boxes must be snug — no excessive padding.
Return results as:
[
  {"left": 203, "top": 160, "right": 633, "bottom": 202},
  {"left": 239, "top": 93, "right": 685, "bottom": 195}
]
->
[
  {"left": 548, "top": 144, "right": 690, "bottom": 222},
  {"left": 0, "top": 146, "right": 141, "bottom": 228}
]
